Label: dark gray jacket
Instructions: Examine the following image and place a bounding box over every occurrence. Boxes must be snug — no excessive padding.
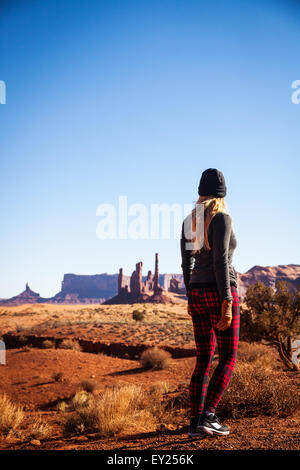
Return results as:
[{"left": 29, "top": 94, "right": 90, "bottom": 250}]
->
[{"left": 180, "top": 211, "right": 237, "bottom": 302}]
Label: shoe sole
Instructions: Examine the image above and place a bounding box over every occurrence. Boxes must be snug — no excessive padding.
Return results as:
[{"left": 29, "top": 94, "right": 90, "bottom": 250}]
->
[
  {"left": 199, "top": 426, "right": 230, "bottom": 436},
  {"left": 188, "top": 431, "right": 207, "bottom": 439}
]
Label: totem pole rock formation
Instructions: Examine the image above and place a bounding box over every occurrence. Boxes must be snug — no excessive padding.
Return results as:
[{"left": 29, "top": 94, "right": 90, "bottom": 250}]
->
[
  {"left": 130, "top": 262, "right": 143, "bottom": 296},
  {"left": 152, "top": 252, "right": 164, "bottom": 297},
  {"left": 153, "top": 253, "right": 159, "bottom": 295},
  {"left": 118, "top": 268, "right": 123, "bottom": 295},
  {"left": 143, "top": 270, "right": 154, "bottom": 292},
  {"left": 104, "top": 253, "right": 173, "bottom": 304}
]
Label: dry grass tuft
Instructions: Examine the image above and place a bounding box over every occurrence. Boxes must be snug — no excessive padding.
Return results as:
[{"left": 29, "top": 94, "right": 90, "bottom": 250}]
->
[
  {"left": 237, "top": 341, "right": 277, "bottom": 369},
  {"left": 0, "top": 394, "right": 24, "bottom": 436},
  {"left": 29, "top": 417, "right": 53, "bottom": 440},
  {"left": 140, "top": 347, "right": 172, "bottom": 370},
  {"left": 58, "top": 339, "right": 82, "bottom": 351},
  {"left": 72, "top": 390, "right": 93, "bottom": 409},
  {"left": 63, "top": 410, "right": 95, "bottom": 435},
  {"left": 92, "top": 384, "right": 155, "bottom": 436},
  {"left": 63, "top": 384, "right": 168, "bottom": 437},
  {"left": 219, "top": 362, "right": 300, "bottom": 418},
  {"left": 149, "top": 381, "right": 171, "bottom": 395},
  {"left": 42, "top": 339, "right": 55, "bottom": 349},
  {"left": 57, "top": 401, "right": 67, "bottom": 413}
]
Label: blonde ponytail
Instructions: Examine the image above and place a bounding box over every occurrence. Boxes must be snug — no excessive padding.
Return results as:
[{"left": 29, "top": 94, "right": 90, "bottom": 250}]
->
[{"left": 191, "top": 196, "right": 227, "bottom": 254}]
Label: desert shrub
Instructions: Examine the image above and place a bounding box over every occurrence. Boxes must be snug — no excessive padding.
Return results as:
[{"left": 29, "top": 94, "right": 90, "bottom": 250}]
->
[
  {"left": 237, "top": 341, "right": 276, "bottom": 369},
  {"left": 29, "top": 417, "right": 52, "bottom": 440},
  {"left": 72, "top": 390, "right": 93, "bottom": 410},
  {"left": 218, "top": 362, "right": 300, "bottom": 418},
  {"left": 140, "top": 347, "right": 172, "bottom": 370},
  {"left": 52, "top": 371, "right": 64, "bottom": 382},
  {"left": 166, "top": 389, "right": 189, "bottom": 413},
  {"left": 80, "top": 380, "right": 97, "bottom": 394},
  {"left": 242, "top": 280, "right": 300, "bottom": 371},
  {"left": 167, "top": 362, "right": 300, "bottom": 419},
  {"left": 42, "top": 339, "right": 55, "bottom": 349},
  {"left": 63, "top": 409, "right": 96, "bottom": 435},
  {"left": 62, "top": 391, "right": 95, "bottom": 433},
  {"left": 58, "top": 339, "right": 82, "bottom": 351},
  {"left": 132, "top": 310, "right": 145, "bottom": 322},
  {"left": 0, "top": 394, "right": 24, "bottom": 436}
]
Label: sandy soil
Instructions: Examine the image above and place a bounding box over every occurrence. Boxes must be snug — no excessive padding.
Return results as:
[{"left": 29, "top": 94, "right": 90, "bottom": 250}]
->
[{"left": 0, "top": 297, "right": 194, "bottom": 349}]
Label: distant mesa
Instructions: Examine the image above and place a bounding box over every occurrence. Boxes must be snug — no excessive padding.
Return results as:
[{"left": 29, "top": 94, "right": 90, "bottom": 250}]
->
[
  {"left": 0, "top": 260, "right": 299, "bottom": 306},
  {"left": 236, "top": 264, "right": 300, "bottom": 300}
]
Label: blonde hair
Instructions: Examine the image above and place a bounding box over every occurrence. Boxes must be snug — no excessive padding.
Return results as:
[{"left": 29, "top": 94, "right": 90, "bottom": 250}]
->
[{"left": 191, "top": 195, "right": 227, "bottom": 254}]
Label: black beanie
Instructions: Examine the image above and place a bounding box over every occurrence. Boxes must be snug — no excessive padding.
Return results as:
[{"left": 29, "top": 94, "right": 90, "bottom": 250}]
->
[{"left": 198, "top": 168, "right": 227, "bottom": 197}]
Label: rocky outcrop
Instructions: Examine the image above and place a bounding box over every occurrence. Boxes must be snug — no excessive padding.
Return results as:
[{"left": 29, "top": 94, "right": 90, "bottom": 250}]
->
[
  {"left": 104, "top": 253, "right": 174, "bottom": 304},
  {"left": 143, "top": 270, "right": 154, "bottom": 292},
  {"left": 236, "top": 264, "right": 300, "bottom": 300},
  {"left": 169, "top": 278, "right": 186, "bottom": 294},
  {"left": 1, "top": 264, "right": 299, "bottom": 306},
  {"left": 0, "top": 283, "right": 41, "bottom": 306},
  {"left": 162, "top": 274, "right": 184, "bottom": 291},
  {"left": 130, "top": 262, "right": 143, "bottom": 297}
]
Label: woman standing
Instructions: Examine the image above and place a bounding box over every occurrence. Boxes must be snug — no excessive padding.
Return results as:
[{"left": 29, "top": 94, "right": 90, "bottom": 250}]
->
[{"left": 180, "top": 168, "right": 240, "bottom": 438}]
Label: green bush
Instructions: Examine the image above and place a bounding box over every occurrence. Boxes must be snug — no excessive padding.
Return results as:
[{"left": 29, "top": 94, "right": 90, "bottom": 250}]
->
[
  {"left": 132, "top": 310, "right": 145, "bottom": 322},
  {"left": 242, "top": 280, "right": 300, "bottom": 371}
]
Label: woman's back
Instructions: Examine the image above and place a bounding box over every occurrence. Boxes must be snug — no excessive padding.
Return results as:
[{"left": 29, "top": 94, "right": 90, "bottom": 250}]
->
[{"left": 181, "top": 211, "right": 238, "bottom": 302}]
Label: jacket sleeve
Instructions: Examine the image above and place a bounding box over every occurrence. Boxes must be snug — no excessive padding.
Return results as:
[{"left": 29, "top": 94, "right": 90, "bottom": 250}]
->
[
  {"left": 180, "top": 221, "right": 194, "bottom": 293},
  {"left": 212, "top": 213, "right": 233, "bottom": 302}
]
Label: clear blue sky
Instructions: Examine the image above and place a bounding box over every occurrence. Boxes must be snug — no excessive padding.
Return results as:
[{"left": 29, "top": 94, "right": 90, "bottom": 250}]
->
[{"left": 1, "top": 0, "right": 300, "bottom": 298}]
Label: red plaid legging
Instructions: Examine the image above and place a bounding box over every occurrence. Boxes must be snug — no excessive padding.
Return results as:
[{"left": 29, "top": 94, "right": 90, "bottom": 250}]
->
[{"left": 188, "top": 284, "right": 240, "bottom": 416}]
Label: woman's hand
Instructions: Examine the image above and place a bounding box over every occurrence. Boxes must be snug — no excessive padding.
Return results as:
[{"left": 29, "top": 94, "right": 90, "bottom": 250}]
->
[{"left": 217, "top": 299, "right": 233, "bottom": 331}]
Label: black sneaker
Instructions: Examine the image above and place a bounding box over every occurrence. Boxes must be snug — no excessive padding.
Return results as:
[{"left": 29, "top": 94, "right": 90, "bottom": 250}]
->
[
  {"left": 198, "top": 413, "right": 230, "bottom": 435},
  {"left": 188, "top": 415, "right": 206, "bottom": 439}
]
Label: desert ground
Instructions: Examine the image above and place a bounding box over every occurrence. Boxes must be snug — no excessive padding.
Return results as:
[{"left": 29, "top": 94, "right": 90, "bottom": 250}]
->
[{"left": 0, "top": 295, "right": 299, "bottom": 451}]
